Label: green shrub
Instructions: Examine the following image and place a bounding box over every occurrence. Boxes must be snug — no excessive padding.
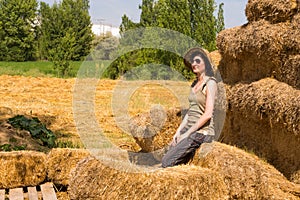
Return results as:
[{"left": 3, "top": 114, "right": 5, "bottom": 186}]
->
[{"left": 8, "top": 115, "right": 56, "bottom": 148}]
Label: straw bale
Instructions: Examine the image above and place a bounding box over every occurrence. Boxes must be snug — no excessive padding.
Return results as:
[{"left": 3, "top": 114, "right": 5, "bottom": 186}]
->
[
  {"left": 280, "top": 55, "right": 300, "bottom": 88},
  {"left": 221, "top": 78, "right": 300, "bottom": 178},
  {"left": 292, "top": 13, "right": 300, "bottom": 28},
  {"left": 284, "top": 27, "right": 300, "bottom": 56},
  {"left": 68, "top": 156, "right": 229, "bottom": 200},
  {"left": 46, "top": 148, "right": 90, "bottom": 186},
  {"left": 0, "top": 151, "right": 46, "bottom": 189},
  {"left": 192, "top": 142, "right": 300, "bottom": 199},
  {"left": 245, "top": 0, "right": 299, "bottom": 23},
  {"left": 217, "top": 20, "right": 299, "bottom": 85},
  {"left": 129, "top": 107, "right": 181, "bottom": 152},
  {"left": 291, "top": 170, "right": 300, "bottom": 184},
  {"left": 208, "top": 50, "right": 221, "bottom": 68}
]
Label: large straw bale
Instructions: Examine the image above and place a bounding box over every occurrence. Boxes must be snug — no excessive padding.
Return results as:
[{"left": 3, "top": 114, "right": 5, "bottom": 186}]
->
[
  {"left": 68, "top": 156, "right": 229, "bottom": 200},
  {"left": 292, "top": 12, "right": 300, "bottom": 28},
  {"left": 280, "top": 55, "right": 300, "bottom": 88},
  {"left": 208, "top": 50, "right": 221, "bottom": 68},
  {"left": 129, "top": 107, "right": 181, "bottom": 152},
  {"left": 291, "top": 170, "right": 300, "bottom": 184},
  {"left": 192, "top": 142, "right": 300, "bottom": 199},
  {"left": 245, "top": 0, "right": 299, "bottom": 23},
  {"left": 217, "top": 20, "right": 299, "bottom": 86},
  {"left": 46, "top": 148, "right": 90, "bottom": 186},
  {"left": 0, "top": 151, "right": 46, "bottom": 189},
  {"left": 285, "top": 27, "right": 300, "bottom": 55},
  {"left": 221, "top": 78, "right": 300, "bottom": 179},
  {"left": 217, "top": 20, "right": 289, "bottom": 61}
]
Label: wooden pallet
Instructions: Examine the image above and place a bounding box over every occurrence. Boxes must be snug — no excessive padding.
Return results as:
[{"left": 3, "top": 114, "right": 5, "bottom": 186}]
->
[{"left": 0, "top": 182, "right": 57, "bottom": 200}]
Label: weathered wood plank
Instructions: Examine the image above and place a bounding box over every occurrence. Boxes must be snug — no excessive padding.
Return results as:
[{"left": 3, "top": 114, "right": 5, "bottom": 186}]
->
[
  {"left": 0, "top": 189, "right": 5, "bottom": 200},
  {"left": 9, "top": 188, "right": 23, "bottom": 200},
  {"left": 40, "top": 183, "right": 57, "bottom": 200},
  {"left": 27, "top": 186, "right": 39, "bottom": 200}
]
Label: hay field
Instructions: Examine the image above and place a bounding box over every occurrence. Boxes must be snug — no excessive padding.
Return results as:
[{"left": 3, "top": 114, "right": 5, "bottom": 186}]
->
[{"left": 0, "top": 75, "right": 190, "bottom": 152}]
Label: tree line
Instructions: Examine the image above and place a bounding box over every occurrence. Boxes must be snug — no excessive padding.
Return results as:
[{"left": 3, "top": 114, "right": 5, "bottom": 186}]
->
[
  {"left": 0, "top": 0, "right": 93, "bottom": 76},
  {"left": 105, "top": 0, "right": 224, "bottom": 80},
  {"left": 0, "top": 0, "right": 224, "bottom": 78}
]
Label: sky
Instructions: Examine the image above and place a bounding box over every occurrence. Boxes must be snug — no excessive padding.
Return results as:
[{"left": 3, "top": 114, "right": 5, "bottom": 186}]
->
[{"left": 40, "top": 0, "right": 248, "bottom": 29}]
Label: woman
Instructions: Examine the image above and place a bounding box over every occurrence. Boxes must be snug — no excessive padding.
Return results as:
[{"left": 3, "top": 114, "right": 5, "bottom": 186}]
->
[{"left": 162, "top": 47, "right": 217, "bottom": 168}]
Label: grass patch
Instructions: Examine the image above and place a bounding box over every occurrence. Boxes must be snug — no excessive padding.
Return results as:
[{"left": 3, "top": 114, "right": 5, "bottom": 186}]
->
[{"left": 0, "top": 61, "right": 111, "bottom": 78}]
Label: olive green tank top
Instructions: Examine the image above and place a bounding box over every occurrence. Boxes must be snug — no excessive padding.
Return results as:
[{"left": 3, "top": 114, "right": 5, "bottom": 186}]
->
[{"left": 185, "top": 77, "right": 216, "bottom": 136}]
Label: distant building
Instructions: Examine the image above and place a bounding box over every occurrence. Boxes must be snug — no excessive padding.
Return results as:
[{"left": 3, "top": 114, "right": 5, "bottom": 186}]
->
[{"left": 92, "top": 23, "right": 120, "bottom": 38}]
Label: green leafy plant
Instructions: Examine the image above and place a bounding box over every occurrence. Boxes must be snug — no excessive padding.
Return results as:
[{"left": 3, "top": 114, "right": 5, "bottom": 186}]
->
[
  {"left": 13, "top": 145, "right": 27, "bottom": 151},
  {"left": 8, "top": 115, "right": 56, "bottom": 148},
  {"left": 0, "top": 144, "right": 26, "bottom": 151},
  {"left": 0, "top": 144, "right": 12, "bottom": 151}
]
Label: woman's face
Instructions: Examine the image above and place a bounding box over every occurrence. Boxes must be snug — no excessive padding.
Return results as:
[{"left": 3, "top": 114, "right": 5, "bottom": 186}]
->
[{"left": 191, "top": 55, "right": 205, "bottom": 74}]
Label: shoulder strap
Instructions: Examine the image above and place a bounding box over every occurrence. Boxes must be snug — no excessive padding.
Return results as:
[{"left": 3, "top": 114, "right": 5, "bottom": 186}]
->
[{"left": 202, "top": 77, "right": 216, "bottom": 90}]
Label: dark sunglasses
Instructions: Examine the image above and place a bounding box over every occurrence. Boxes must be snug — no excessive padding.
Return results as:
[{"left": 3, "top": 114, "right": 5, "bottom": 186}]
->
[{"left": 192, "top": 58, "right": 201, "bottom": 64}]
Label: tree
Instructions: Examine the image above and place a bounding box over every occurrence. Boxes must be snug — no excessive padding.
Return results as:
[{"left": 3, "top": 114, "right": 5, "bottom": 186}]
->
[
  {"left": 60, "top": 0, "right": 93, "bottom": 61},
  {"left": 0, "top": 0, "right": 38, "bottom": 61},
  {"left": 139, "top": 0, "right": 156, "bottom": 27},
  {"left": 216, "top": 3, "right": 225, "bottom": 33},
  {"left": 189, "top": 0, "right": 217, "bottom": 51},
  {"left": 38, "top": 0, "right": 94, "bottom": 76},
  {"left": 38, "top": 2, "right": 61, "bottom": 60},
  {"left": 108, "top": 0, "right": 224, "bottom": 79},
  {"left": 91, "top": 33, "right": 119, "bottom": 60}
]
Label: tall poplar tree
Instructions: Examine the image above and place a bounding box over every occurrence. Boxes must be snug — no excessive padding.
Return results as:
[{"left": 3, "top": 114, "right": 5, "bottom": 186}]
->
[
  {"left": 189, "top": 0, "right": 217, "bottom": 51},
  {"left": 111, "top": 0, "right": 225, "bottom": 79},
  {"left": 216, "top": 3, "right": 225, "bottom": 33},
  {"left": 60, "top": 0, "right": 93, "bottom": 61},
  {"left": 139, "top": 0, "right": 156, "bottom": 27},
  {"left": 39, "top": 0, "right": 93, "bottom": 76},
  {"left": 0, "top": 0, "right": 38, "bottom": 61}
]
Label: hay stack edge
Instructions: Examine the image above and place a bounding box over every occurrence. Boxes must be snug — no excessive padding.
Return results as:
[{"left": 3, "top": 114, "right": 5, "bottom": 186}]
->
[
  {"left": 68, "top": 155, "right": 229, "bottom": 200},
  {"left": 0, "top": 151, "right": 46, "bottom": 189},
  {"left": 0, "top": 148, "right": 90, "bottom": 189}
]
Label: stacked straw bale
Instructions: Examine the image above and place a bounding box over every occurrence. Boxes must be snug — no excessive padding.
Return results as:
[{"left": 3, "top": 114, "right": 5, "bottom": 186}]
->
[
  {"left": 291, "top": 170, "right": 300, "bottom": 184},
  {"left": 281, "top": 55, "right": 300, "bottom": 87},
  {"left": 217, "top": 8, "right": 300, "bottom": 88},
  {"left": 215, "top": 0, "right": 300, "bottom": 181},
  {"left": 0, "top": 151, "right": 46, "bottom": 189},
  {"left": 68, "top": 157, "right": 229, "bottom": 200},
  {"left": 221, "top": 78, "right": 300, "bottom": 179},
  {"left": 192, "top": 142, "right": 300, "bottom": 199},
  {"left": 208, "top": 50, "right": 222, "bottom": 67},
  {"left": 245, "top": 0, "right": 299, "bottom": 23},
  {"left": 46, "top": 148, "right": 90, "bottom": 186}
]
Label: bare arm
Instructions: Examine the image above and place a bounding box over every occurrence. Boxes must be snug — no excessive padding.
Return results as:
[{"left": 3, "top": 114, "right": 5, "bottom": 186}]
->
[
  {"left": 176, "top": 113, "right": 189, "bottom": 133},
  {"left": 171, "top": 112, "right": 189, "bottom": 145}
]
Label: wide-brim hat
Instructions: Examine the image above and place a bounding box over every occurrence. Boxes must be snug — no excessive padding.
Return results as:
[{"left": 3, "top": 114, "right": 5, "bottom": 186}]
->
[{"left": 183, "top": 47, "right": 211, "bottom": 69}]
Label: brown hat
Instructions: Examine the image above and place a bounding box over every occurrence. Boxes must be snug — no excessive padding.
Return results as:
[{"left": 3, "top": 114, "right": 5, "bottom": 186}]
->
[{"left": 183, "top": 47, "right": 211, "bottom": 69}]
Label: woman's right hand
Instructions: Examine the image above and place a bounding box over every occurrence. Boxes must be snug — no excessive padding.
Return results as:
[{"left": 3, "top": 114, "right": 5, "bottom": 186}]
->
[{"left": 171, "top": 131, "right": 180, "bottom": 146}]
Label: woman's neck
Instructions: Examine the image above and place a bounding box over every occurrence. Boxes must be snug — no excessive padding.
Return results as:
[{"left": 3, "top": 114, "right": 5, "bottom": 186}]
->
[{"left": 197, "top": 73, "right": 205, "bottom": 82}]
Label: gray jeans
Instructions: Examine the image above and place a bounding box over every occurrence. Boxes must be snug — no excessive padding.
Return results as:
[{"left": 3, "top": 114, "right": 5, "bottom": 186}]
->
[{"left": 161, "top": 130, "right": 214, "bottom": 168}]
